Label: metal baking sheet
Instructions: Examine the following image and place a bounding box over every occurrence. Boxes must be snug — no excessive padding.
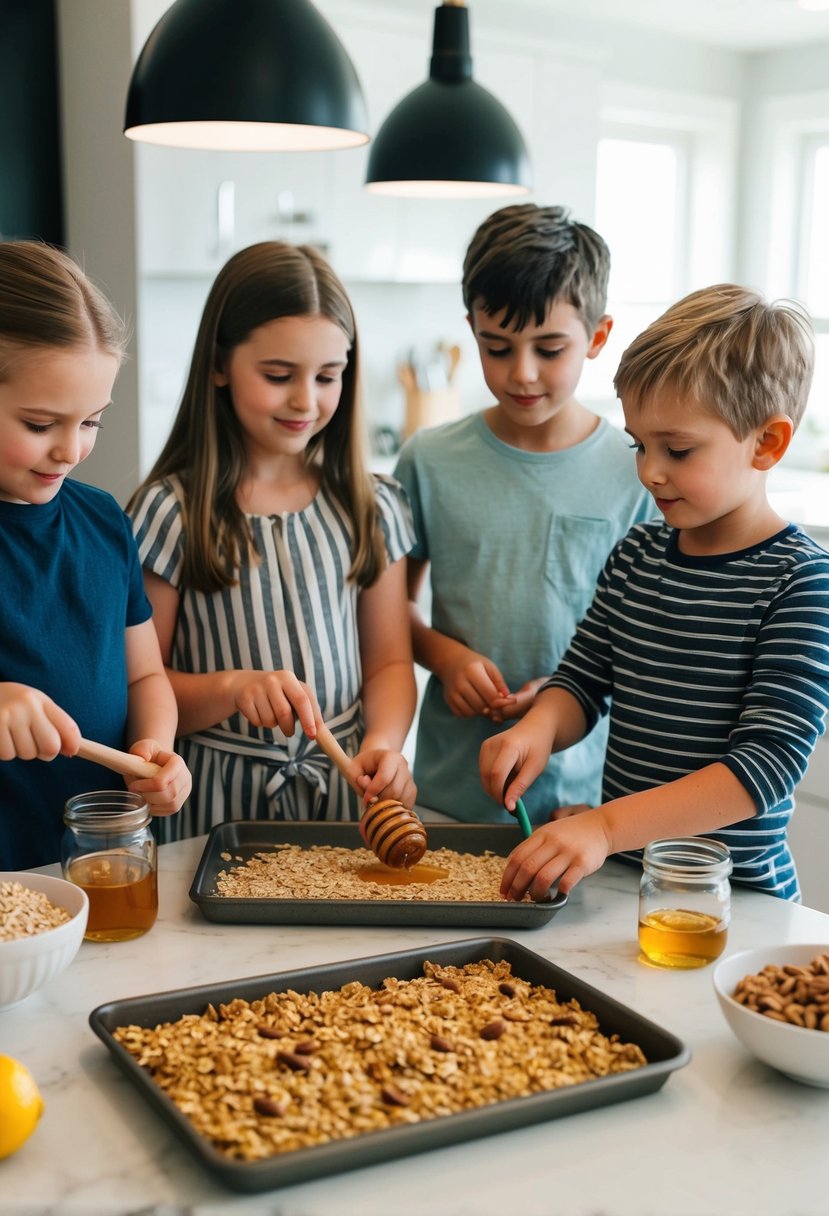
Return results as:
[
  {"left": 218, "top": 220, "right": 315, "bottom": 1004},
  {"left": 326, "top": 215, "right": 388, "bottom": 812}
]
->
[
  {"left": 89, "top": 936, "right": 690, "bottom": 1194},
  {"left": 188, "top": 820, "right": 568, "bottom": 928}
]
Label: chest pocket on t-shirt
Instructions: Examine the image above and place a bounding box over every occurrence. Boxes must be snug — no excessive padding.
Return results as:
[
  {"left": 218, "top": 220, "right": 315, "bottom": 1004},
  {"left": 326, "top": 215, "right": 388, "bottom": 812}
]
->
[{"left": 545, "top": 514, "right": 614, "bottom": 608}]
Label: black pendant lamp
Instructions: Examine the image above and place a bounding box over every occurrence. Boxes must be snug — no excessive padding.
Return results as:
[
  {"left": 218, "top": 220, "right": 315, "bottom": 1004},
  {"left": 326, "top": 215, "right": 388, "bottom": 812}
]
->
[
  {"left": 365, "top": 0, "right": 532, "bottom": 198},
  {"left": 124, "top": 0, "right": 369, "bottom": 151}
]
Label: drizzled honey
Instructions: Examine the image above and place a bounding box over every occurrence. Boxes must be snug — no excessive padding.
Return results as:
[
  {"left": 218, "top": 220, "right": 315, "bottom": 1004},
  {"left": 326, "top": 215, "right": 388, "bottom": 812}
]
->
[
  {"left": 68, "top": 852, "right": 158, "bottom": 942},
  {"left": 355, "top": 862, "right": 449, "bottom": 886},
  {"left": 638, "top": 907, "right": 728, "bottom": 969}
]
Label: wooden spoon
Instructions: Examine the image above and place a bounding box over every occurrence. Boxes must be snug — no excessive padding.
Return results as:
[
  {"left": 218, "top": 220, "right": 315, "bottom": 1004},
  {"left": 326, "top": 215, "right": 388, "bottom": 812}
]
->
[
  {"left": 314, "top": 723, "right": 427, "bottom": 869},
  {"left": 77, "top": 738, "right": 161, "bottom": 780}
]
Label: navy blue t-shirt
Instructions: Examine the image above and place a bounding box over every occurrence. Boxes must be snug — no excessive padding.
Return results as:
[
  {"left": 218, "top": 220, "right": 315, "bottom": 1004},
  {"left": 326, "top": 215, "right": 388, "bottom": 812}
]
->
[{"left": 0, "top": 479, "right": 151, "bottom": 868}]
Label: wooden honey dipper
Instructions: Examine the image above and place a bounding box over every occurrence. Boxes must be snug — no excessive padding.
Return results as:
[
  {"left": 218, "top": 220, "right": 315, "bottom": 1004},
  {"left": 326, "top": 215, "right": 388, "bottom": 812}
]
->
[
  {"left": 314, "top": 723, "right": 427, "bottom": 868},
  {"left": 76, "top": 738, "right": 162, "bottom": 780}
]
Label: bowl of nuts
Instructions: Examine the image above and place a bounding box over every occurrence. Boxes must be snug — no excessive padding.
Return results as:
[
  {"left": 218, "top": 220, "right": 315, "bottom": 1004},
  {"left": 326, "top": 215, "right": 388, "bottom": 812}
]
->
[
  {"left": 713, "top": 944, "right": 829, "bottom": 1088},
  {"left": 0, "top": 872, "right": 89, "bottom": 1011}
]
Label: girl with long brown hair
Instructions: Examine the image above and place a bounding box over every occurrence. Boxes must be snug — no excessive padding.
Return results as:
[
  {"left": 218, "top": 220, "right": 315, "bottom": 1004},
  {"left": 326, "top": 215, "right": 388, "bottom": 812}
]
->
[{"left": 129, "top": 241, "right": 416, "bottom": 839}]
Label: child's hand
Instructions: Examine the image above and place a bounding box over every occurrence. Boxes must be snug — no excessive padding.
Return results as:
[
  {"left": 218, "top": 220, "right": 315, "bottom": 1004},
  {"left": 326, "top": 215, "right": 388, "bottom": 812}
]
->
[
  {"left": 124, "top": 740, "right": 192, "bottom": 817},
  {"left": 0, "top": 683, "right": 80, "bottom": 761},
  {"left": 479, "top": 720, "right": 551, "bottom": 811},
  {"left": 440, "top": 646, "right": 510, "bottom": 719},
  {"left": 500, "top": 810, "right": 613, "bottom": 902},
  {"left": 351, "top": 747, "right": 417, "bottom": 809},
  {"left": 233, "top": 671, "right": 319, "bottom": 737},
  {"left": 487, "top": 677, "right": 549, "bottom": 723}
]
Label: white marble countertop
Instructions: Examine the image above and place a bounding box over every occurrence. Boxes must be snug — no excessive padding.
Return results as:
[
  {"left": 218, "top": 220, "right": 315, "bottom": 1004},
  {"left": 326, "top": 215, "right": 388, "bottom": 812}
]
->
[{"left": 3, "top": 836, "right": 828, "bottom": 1216}]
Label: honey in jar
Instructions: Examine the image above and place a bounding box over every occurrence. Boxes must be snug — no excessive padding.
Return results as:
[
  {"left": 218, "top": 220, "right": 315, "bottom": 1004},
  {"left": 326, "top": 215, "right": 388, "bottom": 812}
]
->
[
  {"left": 62, "top": 791, "right": 158, "bottom": 942},
  {"left": 638, "top": 837, "right": 732, "bottom": 969}
]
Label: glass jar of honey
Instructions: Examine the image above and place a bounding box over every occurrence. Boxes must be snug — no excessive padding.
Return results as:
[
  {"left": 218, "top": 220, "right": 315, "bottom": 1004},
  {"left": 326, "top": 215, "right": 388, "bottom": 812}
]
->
[
  {"left": 61, "top": 791, "right": 158, "bottom": 942},
  {"left": 638, "top": 837, "right": 732, "bottom": 969}
]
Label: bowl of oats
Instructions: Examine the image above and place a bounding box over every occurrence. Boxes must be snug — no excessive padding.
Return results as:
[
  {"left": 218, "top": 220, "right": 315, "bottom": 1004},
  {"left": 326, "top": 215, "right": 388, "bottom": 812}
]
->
[{"left": 0, "top": 872, "right": 89, "bottom": 1010}]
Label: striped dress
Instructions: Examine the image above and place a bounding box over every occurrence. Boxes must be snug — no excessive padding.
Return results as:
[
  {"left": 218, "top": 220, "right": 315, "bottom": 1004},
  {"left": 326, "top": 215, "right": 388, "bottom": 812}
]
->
[
  {"left": 545, "top": 521, "right": 829, "bottom": 900},
  {"left": 129, "top": 473, "right": 414, "bottom": 841}
]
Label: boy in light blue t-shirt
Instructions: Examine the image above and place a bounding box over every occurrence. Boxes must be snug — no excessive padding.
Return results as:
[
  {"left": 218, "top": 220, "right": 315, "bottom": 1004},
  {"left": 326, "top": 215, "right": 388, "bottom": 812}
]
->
[{"left": 394, "top": 204, "right": 653, "bottom": 825}]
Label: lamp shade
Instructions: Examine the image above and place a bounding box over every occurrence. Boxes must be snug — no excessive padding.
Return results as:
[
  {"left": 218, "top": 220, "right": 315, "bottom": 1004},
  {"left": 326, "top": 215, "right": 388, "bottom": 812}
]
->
[
  {"left": 365, "top": 2, "right": 531, "bottom": 198},
  {"left": 124, "top": 0, "right": 369, "bottom": 151}
]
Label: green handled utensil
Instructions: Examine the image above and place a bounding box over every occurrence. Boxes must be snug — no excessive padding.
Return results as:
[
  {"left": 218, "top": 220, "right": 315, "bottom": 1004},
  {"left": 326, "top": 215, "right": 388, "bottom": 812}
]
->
[{"left": 514, "top": 796, "right": 533, "bottom": 838}]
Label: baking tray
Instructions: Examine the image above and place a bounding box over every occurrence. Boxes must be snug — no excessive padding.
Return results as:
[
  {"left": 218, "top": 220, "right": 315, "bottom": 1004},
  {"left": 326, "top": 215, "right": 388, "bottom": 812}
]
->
[
  {"left": 89, "top": 936, "right": 690, "bottom": 1193},
  {"left": 189, "top": 820, "right": 568, "bottom": 928}
]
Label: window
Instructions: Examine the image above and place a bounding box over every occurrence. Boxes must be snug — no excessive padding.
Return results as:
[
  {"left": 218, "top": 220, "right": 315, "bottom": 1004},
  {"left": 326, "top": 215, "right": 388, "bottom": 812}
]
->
[
  {"left": 579, "top": 87, "right": 738, "bottom": 417},
  {"left": 596, "top": 132, "right": 688, "bottom": 306},
  {"left": 746, "top": 91, "right": 829, "bottom": 473},
  {"left": 579, "top": 129, "right": 690, "bottom": 417}
]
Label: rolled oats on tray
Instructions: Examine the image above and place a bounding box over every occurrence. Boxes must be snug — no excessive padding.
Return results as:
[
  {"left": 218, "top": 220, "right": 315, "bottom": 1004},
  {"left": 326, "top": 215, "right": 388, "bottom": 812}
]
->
[
  {"left": 113, "top": 959, "right": 648, "bottom": 1162},
  {"left": 215, "top": 843, "right": 515, "bottom": 902}
]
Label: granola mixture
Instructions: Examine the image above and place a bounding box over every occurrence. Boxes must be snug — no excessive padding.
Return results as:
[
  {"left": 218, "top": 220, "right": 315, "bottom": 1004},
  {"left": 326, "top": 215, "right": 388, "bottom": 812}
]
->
[
  {"left": 0, "top": 880, "right": 72, "bottom": 941},
  {"left": 215, "top": 844, "right": 514, "bottom": 902},
  {"left": 113, "top": 959, "right": 648, "bottom": 1161}
]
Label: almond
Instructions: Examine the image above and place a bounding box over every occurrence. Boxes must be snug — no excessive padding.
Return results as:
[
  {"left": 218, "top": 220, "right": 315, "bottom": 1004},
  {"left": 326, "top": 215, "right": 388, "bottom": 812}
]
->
[
  {"left": 277, "top": 1050, "right": 312, "bottom": 1072},
  {"left": 381, "top": 1084, "right": 410, "bottom": 1107}
]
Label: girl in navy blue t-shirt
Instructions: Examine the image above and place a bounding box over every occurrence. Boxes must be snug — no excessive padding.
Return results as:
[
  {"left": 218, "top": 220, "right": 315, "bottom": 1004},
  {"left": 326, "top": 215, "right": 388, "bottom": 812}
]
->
[{"left": 0, "top": 241, "right": 191, "bottom": 868}]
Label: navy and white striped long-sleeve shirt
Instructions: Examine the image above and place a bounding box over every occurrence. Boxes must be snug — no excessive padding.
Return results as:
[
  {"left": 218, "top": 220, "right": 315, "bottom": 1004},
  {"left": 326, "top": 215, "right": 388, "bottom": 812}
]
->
[{"left": 545, "top": 521, "right": 829, "bottom": 899}]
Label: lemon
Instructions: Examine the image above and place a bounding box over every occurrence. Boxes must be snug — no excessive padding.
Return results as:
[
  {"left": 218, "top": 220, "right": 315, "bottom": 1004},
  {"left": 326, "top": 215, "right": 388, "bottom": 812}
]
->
[{"left": 0, "top": 1055, "right": 44, "bottom": 1159}]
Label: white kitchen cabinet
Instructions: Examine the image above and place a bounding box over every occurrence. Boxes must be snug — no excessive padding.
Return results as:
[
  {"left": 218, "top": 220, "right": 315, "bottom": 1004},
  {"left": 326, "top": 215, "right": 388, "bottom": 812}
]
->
[{"left": 136, "top": 144, "right": 332, "bottom": 275}]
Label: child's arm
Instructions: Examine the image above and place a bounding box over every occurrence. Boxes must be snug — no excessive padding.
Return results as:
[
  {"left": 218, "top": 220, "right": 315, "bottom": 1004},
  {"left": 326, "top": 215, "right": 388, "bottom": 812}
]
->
[
  {"left": 479, "top": 685, "right": 590, "bottom": 808},
  {"left": 406, "top": 556, "right": 510, "bottom": 718},
  {"left": 499, "top": 763, "right": 756, "bottom": 902},
  {"left": 497, "top": 554, "right": 829, "bottom": 902},
  {"left": 142, "top": 572, "right": 319, "bottom": 739},
  {"left": 353, "top": 555, "right": 418, "bottom": 808},
  {"left": 122, "top": 618, "right": 191, "bottom": 816},
  {"left": 0, "top": 683, "right": 80, "bottom": 761}
]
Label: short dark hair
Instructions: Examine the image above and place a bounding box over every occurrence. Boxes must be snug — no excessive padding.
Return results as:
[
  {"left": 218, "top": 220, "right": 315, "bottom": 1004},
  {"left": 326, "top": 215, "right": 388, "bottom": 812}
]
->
[{"left": 462, "top": 204, "right": 610, "bottom": 334}]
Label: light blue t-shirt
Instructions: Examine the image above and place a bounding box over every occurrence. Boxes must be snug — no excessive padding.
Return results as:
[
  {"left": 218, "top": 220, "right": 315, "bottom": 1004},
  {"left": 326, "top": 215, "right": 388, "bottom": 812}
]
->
[{"left": 393, "top": 412, "right": 654, "bottom": 824}]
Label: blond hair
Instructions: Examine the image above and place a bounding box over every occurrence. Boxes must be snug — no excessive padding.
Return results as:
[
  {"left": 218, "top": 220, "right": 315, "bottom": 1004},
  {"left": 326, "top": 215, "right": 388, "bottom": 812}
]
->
[
  {"left": 0, "top": 240, "right": 126, "bottom": 376},
  {"left": 614, "top": 284, "right": 814, "bottom": 437}
]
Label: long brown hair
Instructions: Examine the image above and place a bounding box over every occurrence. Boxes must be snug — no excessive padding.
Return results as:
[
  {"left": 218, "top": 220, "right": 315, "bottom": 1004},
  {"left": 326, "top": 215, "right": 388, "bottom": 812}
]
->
[{"left": 130, "top": 241, "right": 384, "bottom": 593}]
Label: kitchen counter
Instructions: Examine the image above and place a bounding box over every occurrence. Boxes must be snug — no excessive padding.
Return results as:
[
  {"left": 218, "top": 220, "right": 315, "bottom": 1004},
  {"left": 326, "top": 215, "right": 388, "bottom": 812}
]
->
[{"left": 3, "top": 836, "right": 828, "bottom": 1216}]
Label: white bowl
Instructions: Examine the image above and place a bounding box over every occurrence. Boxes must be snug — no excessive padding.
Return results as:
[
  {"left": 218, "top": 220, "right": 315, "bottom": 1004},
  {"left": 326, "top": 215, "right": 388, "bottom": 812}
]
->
[
  {"left": 0, "top": 871, "right": 89, "bottom": 1011},
  {"left": 713, "top": 943, "right": 829, "bottom": 1088}
]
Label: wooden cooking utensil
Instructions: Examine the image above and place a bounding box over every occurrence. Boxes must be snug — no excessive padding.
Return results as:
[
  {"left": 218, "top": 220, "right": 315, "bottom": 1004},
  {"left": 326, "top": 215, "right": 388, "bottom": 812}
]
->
[
  {"left": 314, "top": 723, "right": 427, "bottom": 868},
  {"left": 77, "top": 738, "right": 161, "bottom": 780}
]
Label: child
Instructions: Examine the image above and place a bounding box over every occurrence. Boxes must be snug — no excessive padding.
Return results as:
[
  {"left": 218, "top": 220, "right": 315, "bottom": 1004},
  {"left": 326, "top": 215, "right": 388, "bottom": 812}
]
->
[
  {"left": 481, "top": 283, "right": 829, "bottom": 902},
  {"left": 393, "top": 204, "right": 653, "bottom": 824},
  {"left": 128, "top": 241, "right": 417, "bottom": 841},
  {"left": 0, "top": 241, "right": 191, "bottom": 870}
]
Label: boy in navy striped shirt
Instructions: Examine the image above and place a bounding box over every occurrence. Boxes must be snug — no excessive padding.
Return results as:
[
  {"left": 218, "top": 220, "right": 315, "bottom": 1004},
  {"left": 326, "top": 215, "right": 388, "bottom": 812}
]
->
[{"left": 481, "top": 284, "right": 829, "bottom": 901}]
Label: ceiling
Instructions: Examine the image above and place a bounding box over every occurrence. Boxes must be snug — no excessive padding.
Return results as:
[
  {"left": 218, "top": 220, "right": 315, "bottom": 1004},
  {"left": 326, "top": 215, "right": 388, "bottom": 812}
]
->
[{"left": 476, "top": 0, "right": 829, "bottom": 52}]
